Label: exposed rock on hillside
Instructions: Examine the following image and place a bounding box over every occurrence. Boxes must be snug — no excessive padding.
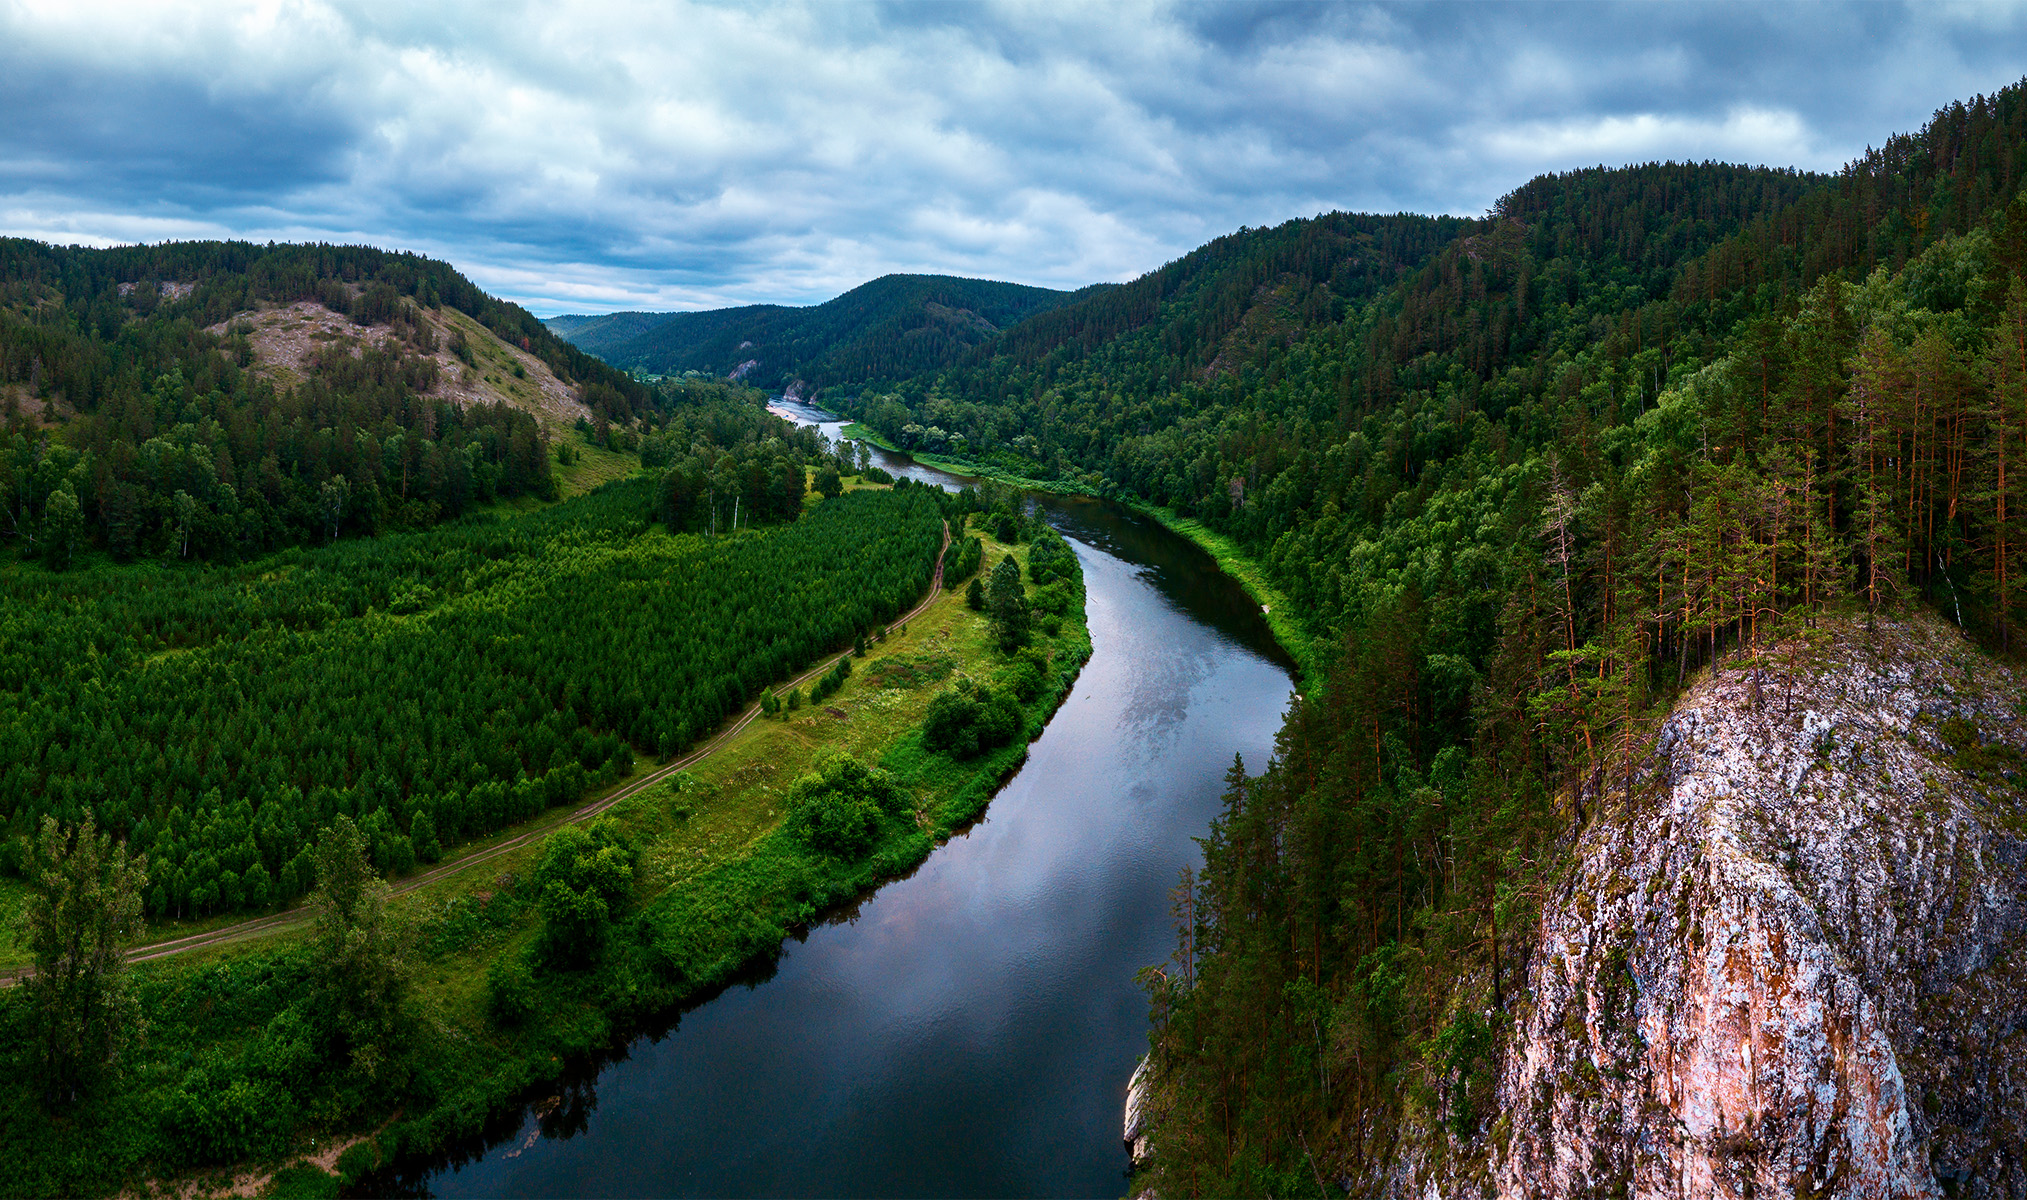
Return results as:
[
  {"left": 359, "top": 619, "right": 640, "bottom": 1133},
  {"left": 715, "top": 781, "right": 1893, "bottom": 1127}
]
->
[
  {"left": 209, "top": 299, "right": 591, "bottom": 431},
  {"left": 1485, "top": 616, "right": 2026, "bottom": 1198}
]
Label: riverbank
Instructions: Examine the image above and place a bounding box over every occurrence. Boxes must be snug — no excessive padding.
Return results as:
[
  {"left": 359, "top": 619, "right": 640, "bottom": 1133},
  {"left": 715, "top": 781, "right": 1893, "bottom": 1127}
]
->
[
  {"left": 839, "top": 422, "right": 1316, "bottom": 690},
  {"left": 0, "top": 509, "right": 1089, "bottom": 1200},
  {"left": 357, "top": 523, "right": 1092, "bottom": 1191}
]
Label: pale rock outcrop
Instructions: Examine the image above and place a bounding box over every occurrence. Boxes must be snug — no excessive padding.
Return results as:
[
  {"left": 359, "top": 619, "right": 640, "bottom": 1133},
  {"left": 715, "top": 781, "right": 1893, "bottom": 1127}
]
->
[
  {"left": 1490, "top": 617, "right": 2027, "bottom": 1199},
  {"left": 1125, "top": 1054, "right": 1154, "bottom": 1168}
]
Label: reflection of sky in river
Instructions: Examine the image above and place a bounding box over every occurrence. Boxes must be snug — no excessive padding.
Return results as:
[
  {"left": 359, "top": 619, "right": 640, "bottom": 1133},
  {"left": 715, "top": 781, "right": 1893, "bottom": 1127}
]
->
[
  {"left": 1078, "top": 543, "right": 1218, "bottom": 768},
  {"left": 421, "top": 398, "right": 1293, "bottom": 1197}
]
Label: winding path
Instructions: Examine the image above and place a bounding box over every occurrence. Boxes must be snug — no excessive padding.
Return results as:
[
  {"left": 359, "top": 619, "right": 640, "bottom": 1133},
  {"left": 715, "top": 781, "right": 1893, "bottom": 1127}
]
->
[{"left": 2, "top": 520, "right": 951, "bottom": 984}]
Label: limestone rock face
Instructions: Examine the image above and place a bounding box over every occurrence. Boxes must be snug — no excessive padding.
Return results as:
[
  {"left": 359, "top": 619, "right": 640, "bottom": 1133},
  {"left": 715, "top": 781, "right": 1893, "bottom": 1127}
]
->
[{"left": 1492, "top": 618, "right": 2027, "bottom": 1199}]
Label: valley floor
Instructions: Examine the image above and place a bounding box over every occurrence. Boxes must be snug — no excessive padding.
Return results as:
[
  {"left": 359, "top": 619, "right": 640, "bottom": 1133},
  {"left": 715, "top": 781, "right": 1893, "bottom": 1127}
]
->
[{"left": 0, "top": 516, "right": 1090, "bottom": 1199}]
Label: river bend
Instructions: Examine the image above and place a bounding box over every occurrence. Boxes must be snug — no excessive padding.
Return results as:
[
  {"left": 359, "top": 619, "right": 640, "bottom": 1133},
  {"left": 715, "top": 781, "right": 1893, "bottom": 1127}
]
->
[{"left": 423, "top": 400, "right": 1295, "bottom": 1197}]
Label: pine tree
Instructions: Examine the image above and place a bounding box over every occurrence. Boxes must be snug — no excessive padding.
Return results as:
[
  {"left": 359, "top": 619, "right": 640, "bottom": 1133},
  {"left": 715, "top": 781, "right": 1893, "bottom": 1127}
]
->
[
  {"left": 1846, "top": 327, "right": 1911, "bottom": 613},
  {"left": 1979, "top": 280, "right": 2027, "bottom": 650},
  {"left": 41, "top": 488, "right": 81, "bottom": 570}
]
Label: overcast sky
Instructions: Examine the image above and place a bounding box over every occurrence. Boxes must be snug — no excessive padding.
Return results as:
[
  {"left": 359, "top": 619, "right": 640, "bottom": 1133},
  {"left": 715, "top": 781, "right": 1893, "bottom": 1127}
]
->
[{"left": 3, "top": 1, "right": 2025, "bottom": 315}]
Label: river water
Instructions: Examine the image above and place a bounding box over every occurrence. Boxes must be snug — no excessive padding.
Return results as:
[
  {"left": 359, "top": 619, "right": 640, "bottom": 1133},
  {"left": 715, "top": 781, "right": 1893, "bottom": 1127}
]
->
[{"left": 422, "top": 400, "right": 1295, "bottom": 1197}]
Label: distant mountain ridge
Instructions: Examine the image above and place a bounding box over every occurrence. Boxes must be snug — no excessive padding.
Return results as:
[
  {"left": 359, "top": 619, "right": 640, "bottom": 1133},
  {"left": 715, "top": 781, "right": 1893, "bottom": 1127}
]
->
[
  {"left": 545, "top": 273, "right": 1090, "bottom": 391},
  {"left": 543, "top": 311, "right": 676, "bottom": 358}
]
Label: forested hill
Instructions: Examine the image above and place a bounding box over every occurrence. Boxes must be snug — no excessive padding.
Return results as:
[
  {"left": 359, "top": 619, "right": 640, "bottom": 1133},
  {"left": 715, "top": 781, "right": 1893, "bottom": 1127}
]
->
[
  {"left": 0, "top": 240, "right": 653, "bottom": 562},
  {"left": 551, "top": 273, "right": 1085, "bottom": 391},
  {"left": 837, "top": 81, "right": 2027, "bottom": 1194},
  {"left": 542, "top": 310, "right": 678, "bottom": 359},
  {"left": 847, "top": 163, "right": 1844, "bottom": 471},
  {"left": 2, "top": 240, "right": 647, "bottom": 418}
]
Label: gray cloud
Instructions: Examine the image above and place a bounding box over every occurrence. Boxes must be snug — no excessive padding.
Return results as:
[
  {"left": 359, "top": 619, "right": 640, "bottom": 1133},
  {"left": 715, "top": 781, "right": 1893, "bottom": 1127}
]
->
[{"left": 2, "top": 1, "right": 2024, "bottom": 314}]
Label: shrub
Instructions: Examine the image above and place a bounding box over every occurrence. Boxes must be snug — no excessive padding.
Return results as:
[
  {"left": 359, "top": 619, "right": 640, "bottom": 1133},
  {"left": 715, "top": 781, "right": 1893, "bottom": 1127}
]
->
[
  {"left": 334, "top": 1140, "right": 381, "bottom": 1185},
  {"left": 944, "top": 535, "right": 983, "bottom": 588},
  {"left": 163, "top": 1066, "right": 295, "bottom": 1165},
  {"left": 267, "top": 1165, "right": 342, "bottom": 1199},
  {"left": 923, "top": 688, "right": 983, "bottom": 757},
  {"left": 995, "top": 647, "right": 1050, "bottom": 703},
  {"left": 922, "top": 680, "right": 1022, "bottom": 759},
  {"left": 785, "top": 752, "right": 908, "bottom": 858},
  {"left": 486, "top": 955, "right": 537, "bottom": 1027},
  {"left": 810, "top": 655, "right": 853, "bottom": 704},
  {"left": 1026, "top": 527, "right": 1076, "bottom": 584},
  {"left": 533, "top": 820, "right": 635, "bottom": 967}
]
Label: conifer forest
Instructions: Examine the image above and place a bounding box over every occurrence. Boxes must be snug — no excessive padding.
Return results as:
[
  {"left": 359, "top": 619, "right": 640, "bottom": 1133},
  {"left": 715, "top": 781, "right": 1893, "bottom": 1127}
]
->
[{"left": 7, "top": 29, "right": 2027, "bottom": 1197}]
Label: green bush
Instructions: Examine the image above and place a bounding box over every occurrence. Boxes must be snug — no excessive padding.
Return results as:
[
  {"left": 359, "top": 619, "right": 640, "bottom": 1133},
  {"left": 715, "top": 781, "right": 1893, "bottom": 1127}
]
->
[
  {"left": 809, "top": 655, "right": 853, "bottom": 704},
  {"left": 533, "top": 821, "right": 636, "bottom": 967},
  {"left": 784, "top": 752, "right": 908, "bottom": 858},
  {"left": 486, "top": 955, "right": 537, "bottom": 1027},
  {"left": 162, "top": 1066, "right": 295, "bottom": 1166},
  {"left": 267, "top": 1164, "right": 342, "bottom": 1199},
  {"left": 334, "top": 1139, "right": 380, "bottom": 1185},
  {"left": 922, "top": 681, "right": 1023, "bottom": 759},
  {"left": 943, "top": 535, "right": 983, "bottom": 588},
  {"left": 1026, "top": 527, "right": 1076, "bottom": 585},
  {"left": 995, "top": 648, "right": 1050, "bottom": 703}
]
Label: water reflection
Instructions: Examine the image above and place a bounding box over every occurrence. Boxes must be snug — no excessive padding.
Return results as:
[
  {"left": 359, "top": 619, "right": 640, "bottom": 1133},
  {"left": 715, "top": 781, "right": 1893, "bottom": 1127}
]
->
[{"left": 418, "top": 399, "right": 1294, "bottom": 1198}]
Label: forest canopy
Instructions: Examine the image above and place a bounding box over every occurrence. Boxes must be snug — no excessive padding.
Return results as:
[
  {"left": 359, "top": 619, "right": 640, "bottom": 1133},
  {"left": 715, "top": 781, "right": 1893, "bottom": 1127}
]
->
[
  {"left": 801, "top": 81, "right": 2027, "bottom": 1194},
  {"left": 0, "top": 240, "right": 656, "bottom": 565},
  {"left": 0, "top": 473, "right": 944, "bottom": 922}
]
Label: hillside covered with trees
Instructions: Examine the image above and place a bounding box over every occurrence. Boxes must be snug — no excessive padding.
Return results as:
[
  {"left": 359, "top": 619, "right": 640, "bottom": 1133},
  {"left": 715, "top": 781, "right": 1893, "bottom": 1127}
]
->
[
  {"left": 0, "top": 402, "right": 1075, "bottom": 1199},
  {"left": 801, "top": 82, "right": 2027, "bottom": 1192},
  {"left": 548, "top": 273, "right": 1088, "bottom": 392},
  {"left": 0, "top": 240, "right": 654, "bottom": 564},
  {"left": 0, "top": 238, "right": 967, "bottom": 924}
]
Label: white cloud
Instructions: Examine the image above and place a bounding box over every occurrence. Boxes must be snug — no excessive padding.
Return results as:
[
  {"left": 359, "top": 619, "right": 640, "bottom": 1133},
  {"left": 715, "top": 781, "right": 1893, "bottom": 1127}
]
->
[
  {"left": 1477, "top": 106, "right": 1822, "bottom": 170},
  {"left": 1, "top": 1, "right": 2025, "bottom": 313}
]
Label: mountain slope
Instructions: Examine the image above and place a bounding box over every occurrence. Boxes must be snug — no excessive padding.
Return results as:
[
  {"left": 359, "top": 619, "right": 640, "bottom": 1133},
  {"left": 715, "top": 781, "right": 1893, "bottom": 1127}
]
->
[
  {"left": 0, "top": 239, "right": 654, "bottom": 559},
  {"left": 542, "top": 310, "right": 678, "bottom": 358},
  {"left": 945, "top": 82, "right": 2027, "bottom": 1196},
  {"left": 566, "top": 273, "right": 1083, "bottom": 390}
]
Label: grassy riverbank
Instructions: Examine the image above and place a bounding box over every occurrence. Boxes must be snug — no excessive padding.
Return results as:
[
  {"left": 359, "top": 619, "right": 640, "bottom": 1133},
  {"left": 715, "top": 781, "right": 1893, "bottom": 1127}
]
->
[
  {"left": 0, "top": 510, "right": 1088, "bottom": 1199},
  {"left": 1112, "top": 501, "right": 1316, "bottom": 692},
  {"left": 840, "top": 423, "right": 1316, "bottom": 690}
]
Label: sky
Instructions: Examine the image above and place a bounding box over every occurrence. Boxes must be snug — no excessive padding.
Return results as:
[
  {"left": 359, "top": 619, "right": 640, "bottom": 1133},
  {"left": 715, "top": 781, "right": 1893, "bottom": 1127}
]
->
[{"left": 3, "top": 1, "right": 2026, "bottom": 316}]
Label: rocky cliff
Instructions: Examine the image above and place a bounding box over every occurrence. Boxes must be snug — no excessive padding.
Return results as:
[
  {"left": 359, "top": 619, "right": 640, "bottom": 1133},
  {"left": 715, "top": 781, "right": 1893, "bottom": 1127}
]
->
[{"left": 1478, "top": 616, "right": 2027, "bottom": 1198}]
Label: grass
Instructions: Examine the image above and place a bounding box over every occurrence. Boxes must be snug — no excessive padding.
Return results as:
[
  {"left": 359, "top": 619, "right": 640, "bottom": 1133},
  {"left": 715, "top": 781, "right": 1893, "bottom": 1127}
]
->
[{"left": 553, "top": 435, "right": 642, "bottom": 497}]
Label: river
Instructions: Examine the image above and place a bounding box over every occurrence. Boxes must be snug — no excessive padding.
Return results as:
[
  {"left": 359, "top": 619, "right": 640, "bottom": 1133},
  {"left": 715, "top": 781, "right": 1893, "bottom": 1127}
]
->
[{"left": 421, "top": 399, "right": 1296, "bottom": 1197}]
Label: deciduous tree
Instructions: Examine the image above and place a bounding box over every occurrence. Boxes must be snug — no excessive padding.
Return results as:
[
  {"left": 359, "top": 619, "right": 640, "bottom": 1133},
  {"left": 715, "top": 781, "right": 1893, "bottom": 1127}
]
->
[{"left": 20, "top": 816, "right": 147, "bottom": 1107}]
